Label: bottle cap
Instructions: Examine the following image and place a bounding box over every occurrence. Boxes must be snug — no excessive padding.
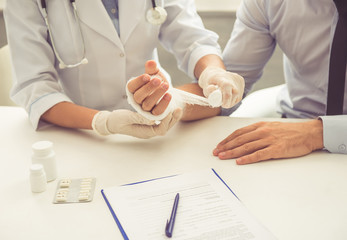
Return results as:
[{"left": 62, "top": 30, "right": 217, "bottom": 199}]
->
[
  {"left": 32, "top": 141, "right": 53, "bottom": 156},
  {"left": 30, "top": 164, "right": 45, "bottom": 175}
]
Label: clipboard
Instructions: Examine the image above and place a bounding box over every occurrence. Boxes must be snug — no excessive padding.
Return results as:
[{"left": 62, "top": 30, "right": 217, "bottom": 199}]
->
[
  {"left": 101, "top": 175, "right": 178, "bottom": 240},
  {"left": 101, "top": 168, "right": 277, "bottom": 240}
]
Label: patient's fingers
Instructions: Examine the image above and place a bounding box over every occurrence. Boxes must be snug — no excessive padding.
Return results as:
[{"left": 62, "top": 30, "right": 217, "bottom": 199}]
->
[{"left": 127, "top": 74, "right": 151, "bottom": 93}]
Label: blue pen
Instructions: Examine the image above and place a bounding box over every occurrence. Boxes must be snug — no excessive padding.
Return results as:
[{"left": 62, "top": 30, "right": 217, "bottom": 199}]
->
[{"left": 165, "top": 193, "right": 179, "bottom": 238}]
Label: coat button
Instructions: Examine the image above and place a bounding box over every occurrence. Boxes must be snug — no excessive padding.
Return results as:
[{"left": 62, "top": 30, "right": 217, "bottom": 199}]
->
[
  {"left": 338, "top": 144, "right": 346, "bottom": 152},
  {"left": 122, "top": 95, "right": 127, "bottom": 99},
  {"left": 120, "top": 53, "right": 124, "bottom": 57}
]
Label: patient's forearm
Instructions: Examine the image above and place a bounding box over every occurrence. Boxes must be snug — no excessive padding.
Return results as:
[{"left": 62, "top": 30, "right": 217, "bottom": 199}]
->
[{"left": 177, "top": 83, "right": 221, "bottom": 121}]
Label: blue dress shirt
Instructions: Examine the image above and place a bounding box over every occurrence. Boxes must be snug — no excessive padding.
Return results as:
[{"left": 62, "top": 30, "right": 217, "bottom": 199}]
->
[
  {"left": 223, "top": 0, "right": 347, "bottom": 154},
  {"left": 102, "top": 0, "right": 120, "bottom": 35}
]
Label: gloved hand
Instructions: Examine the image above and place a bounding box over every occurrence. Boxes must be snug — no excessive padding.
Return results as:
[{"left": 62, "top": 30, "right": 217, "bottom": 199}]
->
[
  {"left": 92, "top": 108, "right": 182, "bottom": 139},
  {"left": 198, "top": 66, "right": 245, "bottom": 108}
]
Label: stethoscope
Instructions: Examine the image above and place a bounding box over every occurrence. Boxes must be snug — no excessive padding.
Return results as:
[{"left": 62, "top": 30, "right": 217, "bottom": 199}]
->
[
  {"left": 40, "top": 0, "right": 167, "bottom": 69},
  {"left": 41, "top": 0, "right": 88, "bottom": 69},
  {"left": 147, "top": 0, "right": 168, "bottom": 25}
]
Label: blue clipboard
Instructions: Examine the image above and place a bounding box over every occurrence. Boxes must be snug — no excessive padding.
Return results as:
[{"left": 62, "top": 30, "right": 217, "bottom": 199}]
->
[{"left": 101, "top": 168, "right": 238, "bottom": 239}]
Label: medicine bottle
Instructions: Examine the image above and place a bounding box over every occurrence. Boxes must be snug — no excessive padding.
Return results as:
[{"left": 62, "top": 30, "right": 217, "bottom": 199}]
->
[
  {"left": 30, "top": 164, "right": 47, "bottom": 193},
  {"left": 32, "top": 140, "right": 57, "bottom": 182}
]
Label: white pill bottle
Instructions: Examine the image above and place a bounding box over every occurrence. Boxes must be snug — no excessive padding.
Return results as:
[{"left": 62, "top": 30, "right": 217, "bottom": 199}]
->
[
  {"left": 30, "top": 164, "right": 47, "bottom": 193},
  {"left": 31, "top": 141, "right": 57, "bottom": 182}
]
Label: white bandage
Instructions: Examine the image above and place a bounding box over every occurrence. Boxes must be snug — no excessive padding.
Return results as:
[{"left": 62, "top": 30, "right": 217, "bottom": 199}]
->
[
  {"left": 126, "top": 75, "right": 221, "bottom": 121},
  {"left": 199, "top": 66, "right": 244, "bottom": 108},
  {"left": 126, "top": 76, "right": 177, "bottom": 121}
]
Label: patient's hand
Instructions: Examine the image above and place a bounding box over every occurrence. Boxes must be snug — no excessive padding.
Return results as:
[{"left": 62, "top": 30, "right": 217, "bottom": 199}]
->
[
  {"left": 127, "top": 60, "right": 171, "bottom": 116},
  {"left": 213, "top": 120, "right": 324, "bottom": 164}
]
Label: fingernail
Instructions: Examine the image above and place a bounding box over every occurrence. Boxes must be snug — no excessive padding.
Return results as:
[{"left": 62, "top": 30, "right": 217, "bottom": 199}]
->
[
  {"left": 218, "top": 152, "right": 226, "bottom": 158},
  {"left": 143, "top": 74, "right": 150, "bottom": 82},
  {"left": 152, "top": 78, "right": 161, "bottom": 86},
  {"left": 213, "top": 148, "right": 220, "bottom": 155},
  {"left": 161, "top": 83, "right": 169, "bottom": 90},
  {"left": 163, "top": 93, "right": 171, "bottom": 101}
]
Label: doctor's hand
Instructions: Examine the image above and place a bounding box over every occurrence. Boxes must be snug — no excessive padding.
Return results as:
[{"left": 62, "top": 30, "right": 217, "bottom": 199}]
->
[
  {"left": 127, "top": 60, "right": 171, "bottom": 116},
  {"left": 213, "top": 120, "right": 324, "bottom": 165},
  {"left": 92, "top": 109, "right": 182, "bottom": 139},
  {"left": 198, "top": 66, "right": 245, "bottom": 108}
]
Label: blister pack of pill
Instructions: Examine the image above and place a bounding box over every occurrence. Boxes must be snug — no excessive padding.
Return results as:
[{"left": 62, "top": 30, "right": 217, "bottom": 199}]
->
[{"left": 53, "top": 178, "right": 96, "bottom": 204}]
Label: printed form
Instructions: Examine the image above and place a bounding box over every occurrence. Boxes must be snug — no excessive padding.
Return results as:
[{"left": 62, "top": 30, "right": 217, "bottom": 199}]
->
[{"left": 102, "top": 169, "right": 277, "bottom": 240}]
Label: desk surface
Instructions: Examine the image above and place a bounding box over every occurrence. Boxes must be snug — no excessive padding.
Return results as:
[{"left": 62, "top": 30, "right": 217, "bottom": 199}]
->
[{"left": 1, "top": 107, "right": 346, "bottom": 240}]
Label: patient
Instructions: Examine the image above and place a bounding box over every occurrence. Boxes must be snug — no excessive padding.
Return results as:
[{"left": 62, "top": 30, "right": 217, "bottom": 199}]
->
[{"left": 213, "top": 0, "right": 347, "bottom": 164}]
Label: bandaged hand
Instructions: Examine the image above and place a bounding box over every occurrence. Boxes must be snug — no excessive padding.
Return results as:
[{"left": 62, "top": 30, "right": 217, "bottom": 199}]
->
[
  {"left": 92, "top": 109, "right": 182, "bottom": 139},
  {"left": 198, "top": 66, "right": 245, "bottom": 108},
  {"left": 126, "top": 60, "right": 178, "bottom": 121}
]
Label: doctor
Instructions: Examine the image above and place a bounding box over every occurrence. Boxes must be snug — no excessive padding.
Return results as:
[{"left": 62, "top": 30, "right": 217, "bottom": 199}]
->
[{"left": 4, "top": 0, "right": 244, "bottom": 138}]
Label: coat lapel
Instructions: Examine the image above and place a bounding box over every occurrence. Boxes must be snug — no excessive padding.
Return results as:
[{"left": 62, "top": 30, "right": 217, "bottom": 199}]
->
[
  {"left": 119, "top": 0, "right": 146, "bottom": 44},
  {"left": 76, "top": 0, "right": 124, "bottom": 49}
]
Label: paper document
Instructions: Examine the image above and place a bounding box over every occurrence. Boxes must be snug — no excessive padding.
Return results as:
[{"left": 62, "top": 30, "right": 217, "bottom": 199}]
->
[{"left": 101, "top": 169, "right": 277, "bottom": 240}]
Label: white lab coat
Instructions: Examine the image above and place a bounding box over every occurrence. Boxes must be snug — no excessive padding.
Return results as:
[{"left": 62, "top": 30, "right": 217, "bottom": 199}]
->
[{"left": 4, "top": 0, "right": 221, "bottom": 129}]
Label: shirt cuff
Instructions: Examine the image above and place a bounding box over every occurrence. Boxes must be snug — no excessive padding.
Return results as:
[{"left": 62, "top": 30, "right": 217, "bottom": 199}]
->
[
  {"left": 319, "top": 115, "right": 347, "bottom": 154},
  {"left": 188, "top": 46, "right": 222, "bottom": 79},
  {"left": 29, "top": 92, "right": 73, "bottom": 130},
  {"left": 221, "top": 102, "right": 242, "bottom": 116}
]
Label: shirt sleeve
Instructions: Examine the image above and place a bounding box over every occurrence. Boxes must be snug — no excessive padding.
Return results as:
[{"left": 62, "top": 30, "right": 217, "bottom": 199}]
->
[
  {"left": 159, "top": 0, "right": 222, "bottom": 79},
  {"left": 4, "top": 0, "right": 72, "bottom": 130},
  {"left": 222, "top": 0, "right": 276, "bottom": 96},
  {"left": 221, "top": 102, "right": 242, "bottom": 116},
  {"left": 319, "top": 115, "right": 347, "bottom": 154}
]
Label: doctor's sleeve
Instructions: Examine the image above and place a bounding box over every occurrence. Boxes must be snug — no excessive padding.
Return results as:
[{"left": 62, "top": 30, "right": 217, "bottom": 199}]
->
[
  {"left": 319, "top": 115, "right": 347, "bottom": 154},
  {"left": 222, "top": 0, "right": 277, "bottom": 97},
  {"left": 159, "top": 0, "right": 222, "bottom": 80},
  {"left": 4, "top": 0, "right": 72, "bottom": 130}
]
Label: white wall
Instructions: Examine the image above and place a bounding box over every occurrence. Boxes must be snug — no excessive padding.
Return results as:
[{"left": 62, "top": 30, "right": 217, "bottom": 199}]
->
[{"left": 195, "top": 0, "right": 241, "bottom": 12}]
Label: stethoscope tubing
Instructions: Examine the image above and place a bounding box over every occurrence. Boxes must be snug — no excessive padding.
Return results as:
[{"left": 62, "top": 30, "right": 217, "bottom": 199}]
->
[
  {"left": 39, "top": 0, "right": 167, "bottom": 68},
  {"left": 40, "top": 0, "right": 88, "bottom": 69},
  {"left": 151, "top": 0, "right": 157, "bottom": 8}
]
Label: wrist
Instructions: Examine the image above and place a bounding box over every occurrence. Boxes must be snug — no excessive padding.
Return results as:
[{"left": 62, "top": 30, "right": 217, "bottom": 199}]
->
[
  {"left": 194, "top": 54, "right": 225, "bottom": 79},
  {"left": 92, "top": 111, "right": 112, "bottom": 136},
  {"left": 307, "top": 119, "right": 324, "bottom": 151}
]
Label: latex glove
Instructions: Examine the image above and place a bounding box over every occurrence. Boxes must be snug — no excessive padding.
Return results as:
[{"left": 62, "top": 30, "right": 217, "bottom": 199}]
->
[
  {"left": 92, "top": 109, "right": 182, "bottom": 139},
  {"left": 198, "top": 66, "right": 245, "bottom": 108}
]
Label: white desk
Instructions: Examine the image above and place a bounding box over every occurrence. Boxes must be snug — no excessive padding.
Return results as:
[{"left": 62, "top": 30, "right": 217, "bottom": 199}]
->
[{"left": 1, "top": 106, "right": 346, "bottom": 240}]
